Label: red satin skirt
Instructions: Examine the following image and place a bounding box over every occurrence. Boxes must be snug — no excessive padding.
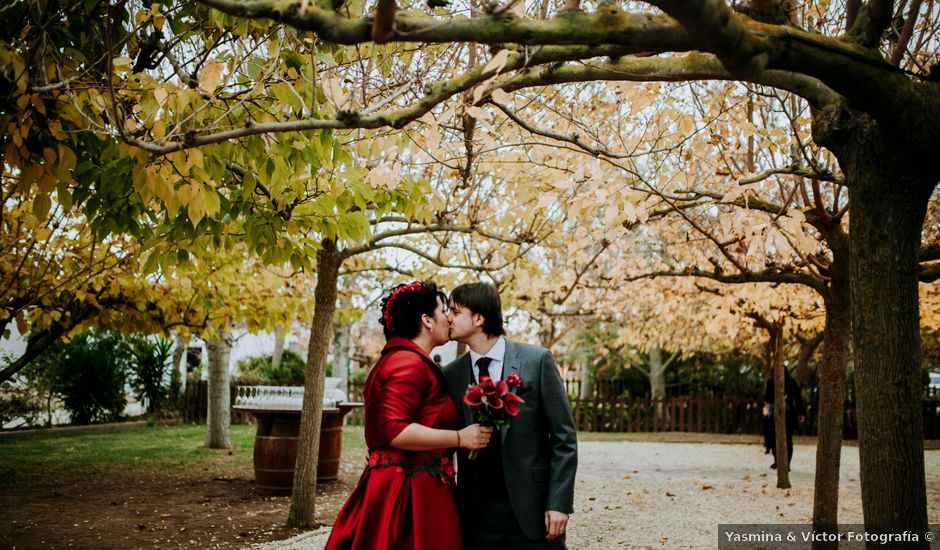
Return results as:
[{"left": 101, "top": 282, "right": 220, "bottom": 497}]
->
[{"left": 324, "top": 449, "right": 462, "bottom": 550}]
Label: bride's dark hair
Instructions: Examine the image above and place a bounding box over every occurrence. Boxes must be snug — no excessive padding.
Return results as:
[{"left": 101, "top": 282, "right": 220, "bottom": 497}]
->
[{"left": 380, "top": 281, "right": 447, "bottom": 340}]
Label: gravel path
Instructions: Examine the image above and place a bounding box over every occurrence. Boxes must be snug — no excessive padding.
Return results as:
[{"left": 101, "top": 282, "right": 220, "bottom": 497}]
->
[{"left": 256, "top": 441, "right": 940, "bottom": 549}]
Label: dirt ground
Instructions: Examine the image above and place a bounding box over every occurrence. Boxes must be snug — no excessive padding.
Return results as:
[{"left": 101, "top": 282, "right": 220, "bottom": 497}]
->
[
  {"left": 1, "top": 444, "right": 363, "bottom": 550},
  {"left": 255, "top": 436, "right": 940, "bottom": 550}
]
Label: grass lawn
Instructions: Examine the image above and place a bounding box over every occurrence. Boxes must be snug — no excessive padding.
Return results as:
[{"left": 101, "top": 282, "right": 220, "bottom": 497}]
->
[
  {"left": 0, "top": 424, "right": 368, "bottom": 484},
  {"left": 0, "top": 424, "right": 258, "bottom": 488}
]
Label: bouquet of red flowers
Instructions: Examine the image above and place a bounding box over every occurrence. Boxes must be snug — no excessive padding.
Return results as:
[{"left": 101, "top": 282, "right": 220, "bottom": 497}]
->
[{"left": 462, "top": 373, "right": 524, "bottom": 459}]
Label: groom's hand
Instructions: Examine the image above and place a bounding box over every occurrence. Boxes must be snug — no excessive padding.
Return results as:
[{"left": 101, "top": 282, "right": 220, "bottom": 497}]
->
[{"left": 545, "top": 510, "right": 568, "bottom": 541}]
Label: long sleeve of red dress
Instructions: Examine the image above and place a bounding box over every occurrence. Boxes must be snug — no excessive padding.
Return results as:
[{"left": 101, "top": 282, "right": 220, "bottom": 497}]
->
[{"left": 364, "top": 352, "right": 432, "bottom": 449}]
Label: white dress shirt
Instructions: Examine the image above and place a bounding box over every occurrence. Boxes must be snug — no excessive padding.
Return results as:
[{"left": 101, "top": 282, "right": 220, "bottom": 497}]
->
[{"left": 469, "top": 336, "right": 506, "bottom": 382}]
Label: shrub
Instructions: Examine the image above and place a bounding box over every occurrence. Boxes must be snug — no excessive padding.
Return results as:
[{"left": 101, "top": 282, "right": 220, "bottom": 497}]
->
[
  {"left": 32, "top": 331, "right": 131, "bottom": 425},
  {"left": 167, "top": 359, "right": 182, "bottom": 411},
  {"left": 235, "top": 349, "right": 306, "bottom": 384},
  {"left": 348, "top": 367, "right": 369, "bottom": 385},
  {"left": 128, "top": 336, "right": 175, "bottom": 414}
]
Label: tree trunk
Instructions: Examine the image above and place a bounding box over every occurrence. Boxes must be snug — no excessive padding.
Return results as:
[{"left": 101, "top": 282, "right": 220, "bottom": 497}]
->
[
  {"left": 287, "top": 242, "right": 341, "bottom": 528},
  {"left": 649, "top": 346, "right": 666, "bottom": 400},
  {"left": 812, "top": 250, "right": 850, "bottom": 548},
  {"left": 792, "top": 332, "right": 823, "bottom": 385},
  {"left": 172, "top": 333, "right": 186, "bottom": 386},
  {"left": 206, "top": 325, "right": 232, "bottom": 449},
  {"left": 272, "top": 324, "right": 285, "bottom": 368},
  {"left": 771, "top": 325, "right": 791, "bottom": 489},
  {"left": 578, "top": 359, "right": 593, "bottom": 400},
  {"left": 649, "top": 347, "right": 669, "bottom": 422},
  {"left": 847, "top": 150, "right": 930, "bottom": 541},
  {"left": 811, "top": 101, "right": 936, "bottom": 542}
]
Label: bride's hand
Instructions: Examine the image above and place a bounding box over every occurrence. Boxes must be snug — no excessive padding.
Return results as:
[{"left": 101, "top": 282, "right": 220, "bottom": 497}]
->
[{"left": 458, "top": 424, "right": 493, "bottom": 450}]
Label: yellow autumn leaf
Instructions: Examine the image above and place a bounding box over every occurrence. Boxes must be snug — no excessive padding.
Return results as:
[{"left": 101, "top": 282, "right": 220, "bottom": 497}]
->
[
  {"left": 176, "top": 182, "right": 192, "bottom": 204},
  {"left": 187, "top": 183, "right": 206, "bottom": 225},
  {"left": 113, "top": 56, "right": 133, "bottom": 69},
  {"left": 153, "top": 86, "right": 168, "bottom": 105},
  {"left": 48, "top": 120, "right": 67, "bottom": 140},
  {"left": 30, "top": 94, "right": 45, "bottom": 115},
  {"left": 187, "top": 147, "right": 204, "bottom": 171},
  {"left": 198, "top": 59, "right": 224, "bottom": 94},
  {"left": 482, "top": 49, "right": 511, "bottom": 75},
  {"left": 491, "top": 88, "right": 510, "bottom": 104}
]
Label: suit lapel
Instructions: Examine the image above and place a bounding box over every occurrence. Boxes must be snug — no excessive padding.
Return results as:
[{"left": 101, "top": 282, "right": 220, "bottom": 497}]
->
[{"left": 501, "top": 340, "right": 521, "bottom": 444}]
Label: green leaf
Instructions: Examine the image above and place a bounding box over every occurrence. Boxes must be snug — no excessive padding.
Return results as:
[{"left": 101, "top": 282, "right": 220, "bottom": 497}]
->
[
  {"left": 142, "top": 252, "right": 160, "bottom": 274},
  {"left": 204, "top": 187, "right": 221, "bottom": 217},
  {"left": 56, "top": 182, "right": 73, "bottom": 211},
  {"left": 32, "top": 193, "right": 52, "bottom": 220}
]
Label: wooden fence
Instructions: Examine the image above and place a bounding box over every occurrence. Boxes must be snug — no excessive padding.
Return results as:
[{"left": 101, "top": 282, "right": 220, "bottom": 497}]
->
[
  {"left": 347, "top": 380, "right": 364, "bottom": 426},
  {"left": 183, "top": 380, "right": 940, "bottom": 439},
  {"left": 181, "top": 381, "right": 254, "bottom": 425},
  {"left": 571, "top": 395, "right": 765, "bottom": 434}
]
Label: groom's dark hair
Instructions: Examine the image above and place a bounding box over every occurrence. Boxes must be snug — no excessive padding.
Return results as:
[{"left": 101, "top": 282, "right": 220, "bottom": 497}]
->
[{"left": 450, "top": 282, "right": 505, "bottom": 337}]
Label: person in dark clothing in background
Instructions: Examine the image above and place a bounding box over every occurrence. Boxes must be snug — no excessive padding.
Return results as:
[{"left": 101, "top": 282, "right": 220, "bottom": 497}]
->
[
  {"left": 761, "top": 411, "right": 774, "bottom": 455},
  {"left": 762, "top": 368, "right": 806, "bottom": 469}
]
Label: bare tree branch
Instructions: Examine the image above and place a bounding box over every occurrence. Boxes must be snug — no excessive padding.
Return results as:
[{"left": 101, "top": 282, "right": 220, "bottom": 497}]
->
[
  {"left": 739, "top": 165, "right": 845, "bottom": 186},
  {"left": 889, "top": 0, "right": 923, "bottom": 65},
  {"left": 624, "top": 267, "right": 828, "bottom": 294}
]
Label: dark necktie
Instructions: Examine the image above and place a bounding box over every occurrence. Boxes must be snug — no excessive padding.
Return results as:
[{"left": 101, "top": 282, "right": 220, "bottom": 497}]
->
[{"left": 475, "top": 356, "right": 493, "bottom": 383}]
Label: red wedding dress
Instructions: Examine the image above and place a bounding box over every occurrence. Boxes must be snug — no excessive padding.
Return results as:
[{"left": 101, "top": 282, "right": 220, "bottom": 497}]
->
[{"left": 325, "top": 337, "right": 462, "bottom": 550}]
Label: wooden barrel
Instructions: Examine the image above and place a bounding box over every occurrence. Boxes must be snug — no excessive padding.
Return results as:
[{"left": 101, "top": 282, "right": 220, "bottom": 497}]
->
[
  {"left": 317, "top": 408, "right": 344, "bottom": 482},
  {"left": 240, "top": 402, "right": 364, "bottom": 494},
  {"left": 253, "top": 411, "right": 301, "bottom": 495}
]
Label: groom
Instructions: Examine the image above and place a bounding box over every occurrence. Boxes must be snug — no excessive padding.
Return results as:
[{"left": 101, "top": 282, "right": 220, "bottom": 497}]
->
[{"left": 444, "top": 282, "right": 578, "bottom": 549}]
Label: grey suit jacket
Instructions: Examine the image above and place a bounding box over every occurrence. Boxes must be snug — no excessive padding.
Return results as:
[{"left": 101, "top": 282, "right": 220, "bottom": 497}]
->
[{"left": 443, "top": 340, "right": 578, "bottom": 541}]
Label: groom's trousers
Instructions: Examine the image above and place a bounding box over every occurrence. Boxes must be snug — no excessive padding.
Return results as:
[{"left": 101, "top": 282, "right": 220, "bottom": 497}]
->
[{"left": 467, "top": 497, "right": 566, "bottom": 550}]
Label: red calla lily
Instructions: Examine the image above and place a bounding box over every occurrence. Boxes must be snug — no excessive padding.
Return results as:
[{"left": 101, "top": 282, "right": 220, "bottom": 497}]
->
[
  {"left": 462, "top": 374, "right": 525, "bottom": 460},
  {"left": 463, "top": 386, "right": 484, "bottom": 406},
  {"left": 505, "top": 373, "right": 522, "bottom": 388},
  {"left": 502, "top": 393, "right": 524, "bottom": 416}
]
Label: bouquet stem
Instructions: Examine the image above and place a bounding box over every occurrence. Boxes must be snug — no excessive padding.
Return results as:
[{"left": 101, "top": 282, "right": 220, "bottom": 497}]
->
[{"left": 468, "top": 449, "right": 479, "bottom": 460}]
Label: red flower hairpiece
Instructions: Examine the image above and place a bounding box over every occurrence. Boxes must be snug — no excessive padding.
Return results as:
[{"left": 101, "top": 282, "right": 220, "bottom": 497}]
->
[{"left": 382, "top": 281, "right": 423, "bottom": 329}]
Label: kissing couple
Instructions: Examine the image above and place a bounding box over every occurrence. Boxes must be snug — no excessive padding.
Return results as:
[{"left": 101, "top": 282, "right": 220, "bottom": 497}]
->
[{"left": 325, "top": 281, "right": 578, "bottom": 550}]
